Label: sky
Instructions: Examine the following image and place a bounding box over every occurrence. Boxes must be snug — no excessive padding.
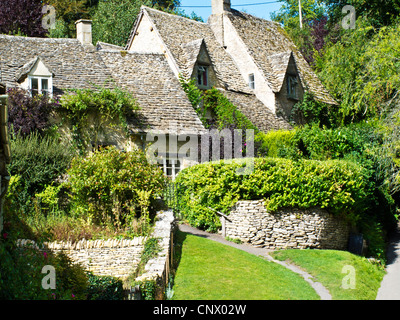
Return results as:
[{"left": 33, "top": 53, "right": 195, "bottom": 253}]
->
[{"left": 178, "top": 0, "right": 284, "bottom": 21}]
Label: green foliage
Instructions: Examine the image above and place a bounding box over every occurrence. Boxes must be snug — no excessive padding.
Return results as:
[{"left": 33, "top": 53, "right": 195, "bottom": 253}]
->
[
  {"left": 179, "top": 74, "right": 203, "bottom": 113},
  {"left": 256, "top": 122, "right": 398, "bottom": 258},
  {"left": 291, "top": 91, "right": 337, "bottom": 127},
  {"left": 66, "top": 146, "right": 167, "bottom": 229},
  {"left": 178, "top": 76, "right": 257, "bottom": 131},
  {"left": 59, "top": 86, "right": 139, "bottom": 152},
  {"left": 270, "top": 0, "right": 325, "bottom": 30},
  {"left": 135, "top": 237, "right": 162, "bottom": 277},
  {"left": 6, "top": 132, "right": 76, "bottom": 216},
  {"left": 175, "top": 157, "right": 371, "bottom": 231},
  {"left": 202, "top": 88, "right": 257, "bottom": 131},
  {"left": 315, "top": 18, "right": 400, "bottom": 124},
  {"left": 86, "top": 272, "right": 124, "bottom": 300},
  {"left": 91, "top": 0, "right": 180, "bottom": 47},
  {"left": 0, "top": 240, "right": 88, "bottom": 300},
  {"left": 255, "top": 129, "right": 295, "bottom": 158}
]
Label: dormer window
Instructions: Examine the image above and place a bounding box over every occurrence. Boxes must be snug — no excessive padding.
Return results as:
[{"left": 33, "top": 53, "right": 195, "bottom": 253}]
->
[
  {"left": 248, "top": 73, "right": 255, "bottom": 89},
  {"left": 29, "top": 75, "right": 52, "bottom": 97},
  {"left": 287, "top": 75, "right": 298, "bottom": 100},
  {"left": 197, "top": 65, "right": 209, "bottom": 88}
]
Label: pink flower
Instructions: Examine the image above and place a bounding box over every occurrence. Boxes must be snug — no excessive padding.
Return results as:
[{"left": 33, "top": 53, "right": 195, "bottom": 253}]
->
[
  {"left": 43, "top": 252, "right": 48, "bottom": 259},
  {"left": 2, "top": 233, "right": 7, "bottom": 239}
]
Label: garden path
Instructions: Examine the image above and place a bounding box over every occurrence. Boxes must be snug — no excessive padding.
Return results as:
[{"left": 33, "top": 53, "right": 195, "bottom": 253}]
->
[
  {"left": 376, "top": 221, "right": 400, "bottom": 300},
  {"left": 178, "top": 223, "right": 332, "bottom": 300}
]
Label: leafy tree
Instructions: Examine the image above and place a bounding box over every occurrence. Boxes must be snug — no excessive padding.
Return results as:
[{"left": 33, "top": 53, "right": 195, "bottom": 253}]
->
[
  {"left": 0, "top": 0, "right": 48, "bottom": 37},
  {"left": 92, "top": 0, "right": 180, "bottom": 47},
  {"left": 321, "top": 0, "right": 400, "bottom": 27},
  {"left": 315, "top": 17, "right": 400, "bottom": 123},
  {"left": 271, "top": 0, "right": 326, "bottom": 30},
  {"left": 46, "top": 0, "right": 89, "bottom": 38}
]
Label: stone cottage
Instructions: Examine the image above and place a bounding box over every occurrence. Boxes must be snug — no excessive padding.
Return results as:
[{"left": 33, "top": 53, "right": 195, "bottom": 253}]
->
[
  {"left": 126, "top": 0, "right": 336, "bottom": 128},
  {"left": 0, "top": 1, "right": 336, "bottom": 178}
]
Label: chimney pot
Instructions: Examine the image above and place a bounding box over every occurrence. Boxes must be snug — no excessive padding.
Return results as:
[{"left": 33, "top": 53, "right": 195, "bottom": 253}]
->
[{"left": 75, "top": 19, "right": 92, "bottom": 45}]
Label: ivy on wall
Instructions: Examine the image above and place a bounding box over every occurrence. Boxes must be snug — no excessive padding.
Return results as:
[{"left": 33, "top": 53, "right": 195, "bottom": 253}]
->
[{"left": 58, "top": 86, "right": 140, "bottom": 152}]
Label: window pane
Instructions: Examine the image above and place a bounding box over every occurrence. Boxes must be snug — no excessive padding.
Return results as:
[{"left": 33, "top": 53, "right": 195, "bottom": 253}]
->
[
  {"left": 31, "top": 78, "right": 39, "bottom": 95},
  {"left": 42, "top": 78, "right": 48, "bottom": 90},
  {"left": 197, "top": 66, "right": 208, "bottom": 86}
]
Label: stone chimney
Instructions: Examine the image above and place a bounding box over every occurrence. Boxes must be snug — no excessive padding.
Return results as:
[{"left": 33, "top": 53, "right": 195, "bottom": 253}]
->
[
  {"left": 75, "top": 19, "right": 92, "bottom": 45},
  {"left": 211, "top": 0, "right": 231, "bottom": 15}
]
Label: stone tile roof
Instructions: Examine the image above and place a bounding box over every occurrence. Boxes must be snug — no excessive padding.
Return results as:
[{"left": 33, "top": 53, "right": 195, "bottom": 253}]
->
[
  {"left": 226, "top": 10, "right": 337, "bottom": 105},
  {"left": 0, "top": 34, "right": 205, "bottom": 135},
  {"left": 98, "top": 50, "right": 206, "bottom": 135},
  {"left": 219, "top": 89, "right": 292, "bottom": 132},
  {"left": 0, "top": 35, "right": 113, "bottom": 95},
  {"left": 138, "top": 7, "right": 252, "bottom": 94}
]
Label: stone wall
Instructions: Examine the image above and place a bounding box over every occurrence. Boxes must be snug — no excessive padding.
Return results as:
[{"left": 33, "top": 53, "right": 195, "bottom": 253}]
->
[
  {"left": 17, "top": 237, "right": 145, "bottom": 280},
  {"left": 225, "top": 200, "right": 350, "bottom": 250},
  {"left": 131, "top": 210, "right": 176, "bottom": 300}
]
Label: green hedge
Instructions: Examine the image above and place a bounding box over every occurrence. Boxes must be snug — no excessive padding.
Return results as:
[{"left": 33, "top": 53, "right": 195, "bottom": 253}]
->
[{"left": 174, "top": 158, "right": 372, "bottom": 232}]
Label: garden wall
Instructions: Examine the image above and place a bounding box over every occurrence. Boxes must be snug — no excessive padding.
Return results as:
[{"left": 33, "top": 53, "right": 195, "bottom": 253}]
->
[
  {"left": 130, "top": 210, "right": 176, "bottom": 300},
  {"left": 17, "top": 237, "right": 145, "bottom": 280},
  {"left": 225, "top": 200, "right": 350, "bottom": 250}
]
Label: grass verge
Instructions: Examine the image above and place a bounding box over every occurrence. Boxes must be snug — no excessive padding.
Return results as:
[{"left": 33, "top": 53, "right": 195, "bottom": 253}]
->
[
  {"left": 271, "top": 249, "right": 386, "bottom": 300},
  {"left": 171, "top": 230, "right": 320, "bottom": 300}
]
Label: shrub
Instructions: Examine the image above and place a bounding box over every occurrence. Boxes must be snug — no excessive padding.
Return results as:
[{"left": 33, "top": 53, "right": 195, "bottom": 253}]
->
[
  {"left": 255, "top": 129, "right": 295, "bottom": 158},
  {"left": 5, "top": 132, "right": 76, "bottom": 217},
  {"left": 175, "top": 157, "right": 372, "bottom": 232},
  {"left": 66, "top": 146, "right": 167, "bottom": 229},
  {"left": 7, "top": 88, "right": 55, "bottom": 136},
  {"left": 0, "top": 239, "right": 88, "bottom": 300},
  {"left": 58, "top": 86, "right": 139, "bottom": 152},
  {"left": 86, "top": 272, "right": 124, "bottom": 300}
]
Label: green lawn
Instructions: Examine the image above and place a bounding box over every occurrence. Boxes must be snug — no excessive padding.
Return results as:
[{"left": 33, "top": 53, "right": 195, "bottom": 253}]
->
[
  {"left": 171, "top": 230, "right": 320, "bottom": 300},
  {"left": 271, "top": 249, "right": 386, "bottom": 300}
]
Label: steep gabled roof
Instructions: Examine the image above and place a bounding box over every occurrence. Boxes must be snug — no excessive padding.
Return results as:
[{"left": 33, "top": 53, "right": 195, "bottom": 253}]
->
[
  {"left": 0, "top": 35, "right": 114, "bottom": 94},
  {"left": 138, "top": 6, "right": 251, "bottom": 94},
  {"left": 15, "top": 56, "right": 54, "bottom": 83},
  {"left": 0, "top": 34, "right": 205, "bottom": 135},
  {"left": 226, "top": 9, "right": 337, "bottom": 105},
  {"left": 219, "top": 89, "right": 292, "bottom": 132},
  {"left": 98, "top": 50, "right": 206, "bottom": 135}
]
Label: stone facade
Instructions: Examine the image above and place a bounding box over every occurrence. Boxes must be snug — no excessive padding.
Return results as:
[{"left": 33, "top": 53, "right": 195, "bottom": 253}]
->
[{"left": 225, "top": 200, "right": 350, "bottom": 250}]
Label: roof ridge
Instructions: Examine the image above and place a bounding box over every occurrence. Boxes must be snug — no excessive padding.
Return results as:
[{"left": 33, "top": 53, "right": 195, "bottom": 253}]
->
[
  {"left": 0, "top": 34, "right": 78, "bottom": 43},
  {"left": 141, "top": 5, "right": 207, "bottom": 25}
]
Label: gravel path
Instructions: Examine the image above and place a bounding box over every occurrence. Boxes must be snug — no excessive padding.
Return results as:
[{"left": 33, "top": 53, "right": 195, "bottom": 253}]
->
[{"left": 178, "top": 223, "right": 332, "bottom": 300}]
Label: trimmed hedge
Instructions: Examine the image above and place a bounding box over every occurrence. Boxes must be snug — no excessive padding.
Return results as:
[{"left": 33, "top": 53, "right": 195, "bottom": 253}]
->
[{"left": 174, "top": 157, "right": 372, "bottom": 232}]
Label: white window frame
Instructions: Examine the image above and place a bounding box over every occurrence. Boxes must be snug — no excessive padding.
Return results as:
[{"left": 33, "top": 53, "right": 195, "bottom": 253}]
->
[
  {"left": 159, "top": 158, "right": 181, "bottom": 180},
  {"left": 28, "top": 75, "right": 53, "bottom": 97},
  {"left": 248, "top": 73, "right": 255, "bottom": 89}
]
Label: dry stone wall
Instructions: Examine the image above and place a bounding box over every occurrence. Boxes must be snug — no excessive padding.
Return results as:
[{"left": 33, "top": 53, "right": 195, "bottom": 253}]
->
[
  {"left": 17, "top": 237, "right": 145, "bottom": 280},
  {"left": 225, "top": 200, "right": 350, "bottom": 250}
]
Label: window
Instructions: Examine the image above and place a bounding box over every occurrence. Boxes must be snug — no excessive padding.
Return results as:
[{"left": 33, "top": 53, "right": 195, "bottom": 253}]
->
[
  {"left": 248, "top": 74, "right": 255, "bottom": 89},
  {"left": 197, "top": 65, "right": 208, "bottom": 87},
  {"left": 29, "top": 75, "right": 52, "bottom": 97},
  {"left": 287, "top": 75, "right": 298, "bottom": 99},
  {"left": 159, "top": 158, "right": 181, "bottom": 180}
]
